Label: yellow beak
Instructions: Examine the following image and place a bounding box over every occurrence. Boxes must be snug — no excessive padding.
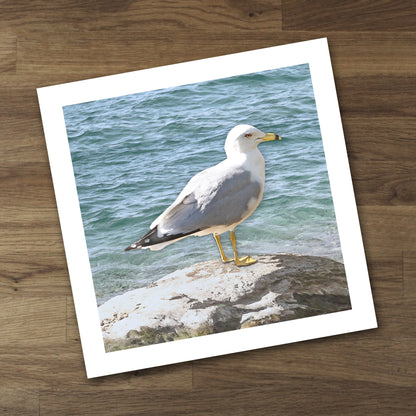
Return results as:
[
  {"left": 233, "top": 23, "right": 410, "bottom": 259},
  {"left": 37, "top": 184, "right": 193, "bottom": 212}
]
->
[{"left": 261, "top": 133, "right": 281, "bottom": 141}]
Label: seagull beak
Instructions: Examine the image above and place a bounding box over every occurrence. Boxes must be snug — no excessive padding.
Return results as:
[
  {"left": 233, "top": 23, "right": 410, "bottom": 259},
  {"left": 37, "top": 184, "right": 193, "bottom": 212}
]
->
[{"left": 261, "top": 133, "right": 281, "bottom": 142}]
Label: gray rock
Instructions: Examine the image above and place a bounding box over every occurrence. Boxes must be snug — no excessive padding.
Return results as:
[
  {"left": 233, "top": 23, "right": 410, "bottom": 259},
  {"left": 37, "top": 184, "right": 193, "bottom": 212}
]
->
[{"left": 99, "top": 254, "right": 351, "bottom": 352}]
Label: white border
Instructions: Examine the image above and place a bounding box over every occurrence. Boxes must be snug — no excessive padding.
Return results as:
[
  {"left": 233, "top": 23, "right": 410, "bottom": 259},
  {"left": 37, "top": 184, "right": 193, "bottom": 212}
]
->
[{"left": 37, "top": 38, "right": 377, "bottom": 378}]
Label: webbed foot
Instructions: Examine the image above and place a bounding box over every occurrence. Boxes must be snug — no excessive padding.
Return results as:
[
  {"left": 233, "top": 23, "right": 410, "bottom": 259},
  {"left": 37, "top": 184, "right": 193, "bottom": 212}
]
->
[{"left": 234, "top": 255, "right": 257, "bottom": 267}]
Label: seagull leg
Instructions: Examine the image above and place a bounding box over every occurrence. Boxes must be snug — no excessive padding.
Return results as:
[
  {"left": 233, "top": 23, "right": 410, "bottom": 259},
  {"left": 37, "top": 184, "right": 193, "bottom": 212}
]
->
[
  {"left": 230, "top": 230, "right": 257, "bottom": 266},
  {"left": 213, "top": 233, "right": 233, "bottom": 263}
]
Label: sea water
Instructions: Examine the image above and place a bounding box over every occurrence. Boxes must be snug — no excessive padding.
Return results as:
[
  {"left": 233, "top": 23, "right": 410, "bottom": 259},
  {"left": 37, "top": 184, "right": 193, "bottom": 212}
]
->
[{"left": 63, "top": 63, "right": 343, "bottom": 305}]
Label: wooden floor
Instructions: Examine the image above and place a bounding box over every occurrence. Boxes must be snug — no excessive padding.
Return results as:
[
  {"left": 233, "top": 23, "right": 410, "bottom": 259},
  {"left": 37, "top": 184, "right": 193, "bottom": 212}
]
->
[{"left": 1, "top": 1, "right": 416, "bottom": 414}]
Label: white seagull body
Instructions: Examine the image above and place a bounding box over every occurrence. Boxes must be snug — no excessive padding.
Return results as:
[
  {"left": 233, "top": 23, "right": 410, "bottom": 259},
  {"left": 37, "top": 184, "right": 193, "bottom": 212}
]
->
[{"left": 125, "top": 124, "right": 281, "bottom": 266}]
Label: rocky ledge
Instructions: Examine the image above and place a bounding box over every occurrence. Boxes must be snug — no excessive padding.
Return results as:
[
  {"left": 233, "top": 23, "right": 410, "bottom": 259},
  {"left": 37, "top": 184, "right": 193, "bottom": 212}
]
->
[{"left": 99, "top": 254, "right": 351, "bottom": 352}]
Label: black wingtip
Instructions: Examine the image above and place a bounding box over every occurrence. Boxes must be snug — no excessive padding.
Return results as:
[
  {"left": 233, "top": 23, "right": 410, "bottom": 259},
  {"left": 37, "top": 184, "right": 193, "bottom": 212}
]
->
[
  {"left": 124, "top": 243, "right": 140, "bottom": 251},
  {"left": 125, "top": 226, "right": 203, "bottom": 252}
]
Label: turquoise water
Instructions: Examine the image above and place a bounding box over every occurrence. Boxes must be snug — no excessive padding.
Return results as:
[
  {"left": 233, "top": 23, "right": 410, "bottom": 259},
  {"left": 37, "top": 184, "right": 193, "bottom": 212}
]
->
[{"left": 63, "top": 63, "right": 343, "bottom": 305}]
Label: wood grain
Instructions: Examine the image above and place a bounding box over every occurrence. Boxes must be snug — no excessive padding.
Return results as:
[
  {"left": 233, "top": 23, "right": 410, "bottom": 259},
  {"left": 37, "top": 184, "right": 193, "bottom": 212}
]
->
[
  {"left": 38, "top": 381, "right": 416, "bottom": 416},
  {"left": 403, "top": 251, "right": 416, "bottom": 301},
  {"left": 282, "top": 0, "right": 416, "bottom": 31},
  {"left": 352, "top": 161, "right": 416, "bottom": 205},
  {"left": 0, "top": 387, "right": 39, "bottom": 416},
  {"left": 0, "top": 296, "right": 66, "bottom": 346},
  {"left": 1, "top": 0, "right": 415, "bottom": 414},
  {"left": 0, "top": 33, "right": 16, "bottom": 73},
  {"left": 343, "top": 116, "right": 416, "bottom": 161}
]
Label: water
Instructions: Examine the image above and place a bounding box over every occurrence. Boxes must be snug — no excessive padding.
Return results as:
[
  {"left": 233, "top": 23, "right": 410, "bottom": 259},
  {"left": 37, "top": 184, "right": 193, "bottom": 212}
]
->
[{"left": 63, "top": 63, "right": 343, "bottom": 305}]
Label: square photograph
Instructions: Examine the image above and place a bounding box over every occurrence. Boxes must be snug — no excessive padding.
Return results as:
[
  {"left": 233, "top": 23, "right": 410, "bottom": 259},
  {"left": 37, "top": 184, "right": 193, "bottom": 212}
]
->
[
  {"left": 64, "top": 63, "right": 350, "bottom": 352},
  {"left": 38, "top": 39, "right": 377, "bottom": 377}
]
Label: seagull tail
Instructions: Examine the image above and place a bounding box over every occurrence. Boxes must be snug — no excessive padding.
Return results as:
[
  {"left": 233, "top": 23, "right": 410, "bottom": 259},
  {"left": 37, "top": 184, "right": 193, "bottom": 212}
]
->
[{"left": 124, "top": 226, "right": 201, "bottom": 251}]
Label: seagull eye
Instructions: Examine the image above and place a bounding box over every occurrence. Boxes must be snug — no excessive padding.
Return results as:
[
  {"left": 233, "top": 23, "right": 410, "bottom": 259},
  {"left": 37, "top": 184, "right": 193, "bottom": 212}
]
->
[{"left": 245, "top": 133, "right": 252, "bottom": 138}]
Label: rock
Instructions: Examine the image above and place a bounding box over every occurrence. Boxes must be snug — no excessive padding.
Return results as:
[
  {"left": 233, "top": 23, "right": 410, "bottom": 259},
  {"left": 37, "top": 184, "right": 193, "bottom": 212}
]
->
[{"left": 99, "top": 254, "right": 351, "bottom": 352}]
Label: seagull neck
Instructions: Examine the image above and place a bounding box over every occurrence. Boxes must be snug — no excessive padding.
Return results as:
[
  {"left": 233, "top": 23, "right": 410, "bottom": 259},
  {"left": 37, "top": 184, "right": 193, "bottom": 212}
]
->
[
  {"left": 227, "top": 148, "right": 264, "bottom": 165},
  {"left": 226, "top": 148, "right": 265, "bottom": 184}
]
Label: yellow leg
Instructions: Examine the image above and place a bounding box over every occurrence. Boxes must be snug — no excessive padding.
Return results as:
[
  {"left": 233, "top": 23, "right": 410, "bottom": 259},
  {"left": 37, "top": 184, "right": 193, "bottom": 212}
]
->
[
  {"left": 213, "top": 233, "right": 233, "bottom": 263},
  {"left": 230, "top": 230, "right": 257, "bottom": 266}
]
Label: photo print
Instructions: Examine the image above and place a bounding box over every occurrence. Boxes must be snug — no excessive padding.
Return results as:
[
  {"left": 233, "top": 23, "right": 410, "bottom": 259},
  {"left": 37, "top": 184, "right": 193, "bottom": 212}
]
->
[{"left": 38, "top": 38, "right": 377, "bottom": 378}]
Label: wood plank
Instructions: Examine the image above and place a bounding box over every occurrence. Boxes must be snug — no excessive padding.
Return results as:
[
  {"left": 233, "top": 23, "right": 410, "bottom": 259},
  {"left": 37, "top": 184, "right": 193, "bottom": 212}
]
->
[
  {"left": 282, "top": 0, "right": 416, "bottom": 31},
  {"left": 0, "top": 0, "right": 105, "bottom": 33},
  {"left": 350, "top": 161, "right": 416, "bottom": 206},
  {"left": 0, "top": 344, "right": 89, "bottom": 392},
  {"left": 191, "top": 332, "right": 416, "bottom": 389},
  {"left": 86, "top": 0, "right": 282, "bottom": 34},
  {"left": 403, "top": 251, "right": 416, "bottom": 301},
  {"left": 0, "top": 296, "right": 66, "bottom": 346},
  {"left": 0, "top": 84, "right": 44, "bottom": 122},
  {"left": 0, "top": 388, "right": 39, "bottom": 416},
  {"left": 336, "top": 75, "right": 416, "bottom": 117},
  {"left": 327, "top": 33, "right": 416, "bottom": 76},
  {"left": 0, "top": 163, "right": 58, "bottom": 209},
  {"left": 0, "top": 82, "right": 69, "bottom": 295},
  {"left": 366, "top": 255, "right": 402, "bottom": 294},
  {"left": 373, "top": 293, "right": 415, "bottom": 342},
  {"left": 1, "top": 0, "right": 282, "bottom": 34},
  {"left": 0, "top": 344, "right": 192, "bottom": 392},
  {"left": 0, "top": 220, "right": 69, "bottom": 296},
  {"left": 343, "top": 117, "right": 416, "bottom": 161},
  {"left": 16, "top": 32, "right": 279, "bottom": 79},
  {"left": 66, "top": 295, "right": 80, "bottom": 343},
  {"left": 1, "top": 118, "right": 48, "bottom": 165},
  {"left": 39, "top": 380, "right": 416, "bottom": 415},
  {"left": 0, "top": 253, "right": 69, "bottom": 296},
  {"left": 365, "top": 256, "right": 402, "bottom": 314},
  {"left": 15, "top": 31, "right": 416, "bottom": 79},
  {"left": 0, "top": 156, "right": 68, "bottom": 294},
  {"left": 0, "top": 33, "right": 16, "bottom": 73},
  {"left": 358, "top": 206, "right": 416, "bottom": 256}
]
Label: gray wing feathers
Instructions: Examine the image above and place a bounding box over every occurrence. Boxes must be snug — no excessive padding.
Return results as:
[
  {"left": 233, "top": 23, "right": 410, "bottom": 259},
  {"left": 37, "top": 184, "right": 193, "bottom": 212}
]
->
[{"left": 153, "top": 164, "right": 262, "bottom": 235}]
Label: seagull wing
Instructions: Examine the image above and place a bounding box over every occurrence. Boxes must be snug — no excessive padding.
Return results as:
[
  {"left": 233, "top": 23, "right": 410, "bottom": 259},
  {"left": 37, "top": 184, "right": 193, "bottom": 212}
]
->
[
  {"left": 153, "top": 161, "right": 262, "bottom": 235},
  {"left": 125, "top": 161, "right": 262, "bottom": 251}
]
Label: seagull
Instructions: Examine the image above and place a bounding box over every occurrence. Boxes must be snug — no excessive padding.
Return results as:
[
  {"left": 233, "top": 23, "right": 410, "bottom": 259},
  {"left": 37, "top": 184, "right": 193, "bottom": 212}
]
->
[{"left": 125, "top": 124, "right": 281, "bottom": 266}]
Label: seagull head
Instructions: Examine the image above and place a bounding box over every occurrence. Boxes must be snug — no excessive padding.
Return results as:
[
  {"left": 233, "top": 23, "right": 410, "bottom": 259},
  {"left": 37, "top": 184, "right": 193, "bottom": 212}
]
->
[{"left": 224, "top": 124, "right": 281, "bottom": 157}]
